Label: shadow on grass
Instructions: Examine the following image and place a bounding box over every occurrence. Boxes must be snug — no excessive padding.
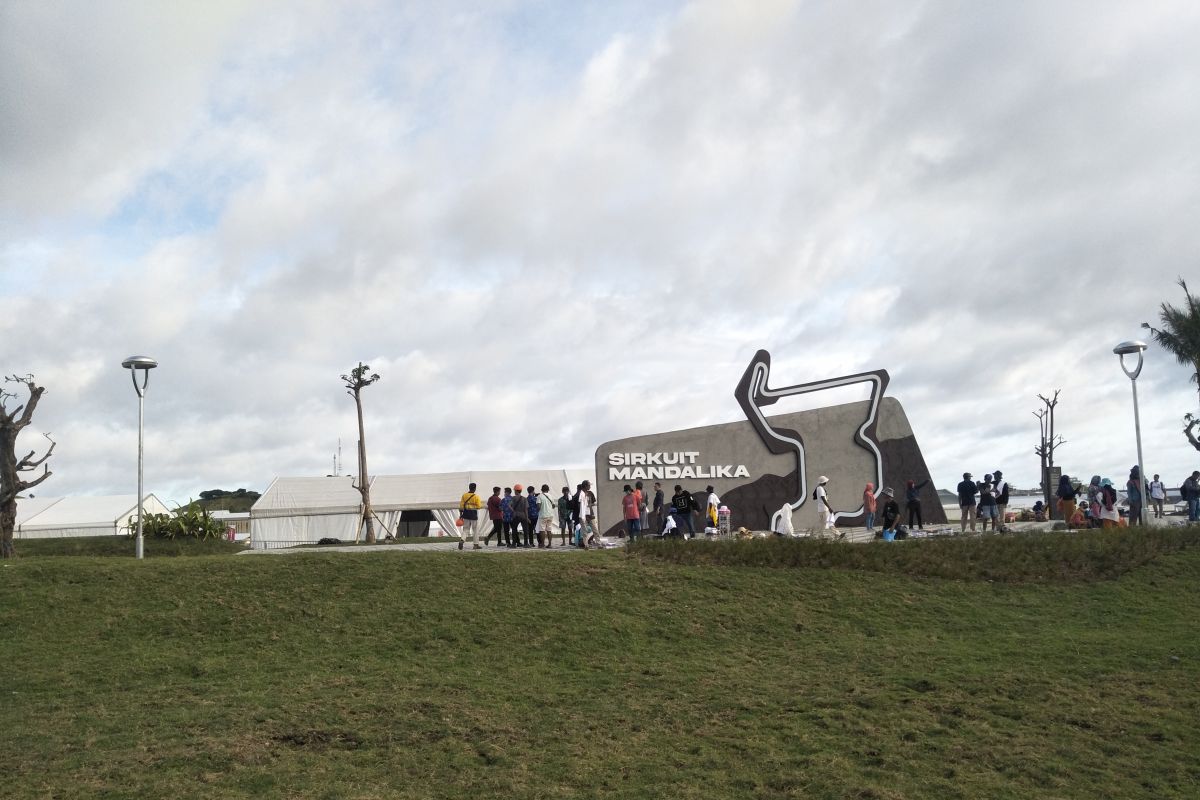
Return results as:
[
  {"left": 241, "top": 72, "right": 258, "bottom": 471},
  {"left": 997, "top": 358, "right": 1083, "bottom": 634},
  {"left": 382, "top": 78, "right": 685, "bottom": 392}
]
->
[{"left": 628, "top": 525, "right": 1200, "bottom": 582}]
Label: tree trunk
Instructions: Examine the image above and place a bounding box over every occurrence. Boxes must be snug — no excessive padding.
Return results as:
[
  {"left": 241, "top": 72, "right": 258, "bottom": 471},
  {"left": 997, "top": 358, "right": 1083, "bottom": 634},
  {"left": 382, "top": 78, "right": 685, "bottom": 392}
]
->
[
  {"left": 1, "top": 498, "right": 15, "bottom": 559},
  {"left": 355, "top": 393, "right": 376, "bottom": 544}
]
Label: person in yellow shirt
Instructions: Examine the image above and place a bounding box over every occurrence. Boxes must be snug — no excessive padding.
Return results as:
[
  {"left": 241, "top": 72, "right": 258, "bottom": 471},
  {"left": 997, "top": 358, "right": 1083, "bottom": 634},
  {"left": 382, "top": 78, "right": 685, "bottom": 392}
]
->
[{"left": 458, "top": 482, "right": 483, "bottom": 550}]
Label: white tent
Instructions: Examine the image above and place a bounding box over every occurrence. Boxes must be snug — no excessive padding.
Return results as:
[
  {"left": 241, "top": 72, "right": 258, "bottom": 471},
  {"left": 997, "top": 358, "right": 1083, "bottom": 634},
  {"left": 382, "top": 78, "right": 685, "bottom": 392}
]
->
[
  {"left": 14, "top": 495, "right": 171, "bottom": 539},
  {"left": 251, "top": 469, "right": 596, "bottom": 549}
]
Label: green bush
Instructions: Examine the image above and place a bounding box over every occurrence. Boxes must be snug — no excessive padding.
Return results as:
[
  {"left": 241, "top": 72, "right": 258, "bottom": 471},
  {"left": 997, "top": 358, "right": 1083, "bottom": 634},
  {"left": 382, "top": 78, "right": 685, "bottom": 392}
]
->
[
  {"left": 126, "top": 501, "right": 226, "bottom": 540},
  {"left": 629, "top": 525, "right": 1200, "bottom": 583}
]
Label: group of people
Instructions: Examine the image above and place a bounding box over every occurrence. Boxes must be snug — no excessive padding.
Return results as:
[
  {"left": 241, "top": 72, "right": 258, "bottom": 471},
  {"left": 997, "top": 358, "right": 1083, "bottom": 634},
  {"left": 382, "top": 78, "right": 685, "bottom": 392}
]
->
[
  {"left": 953, "top": 469, "right": 1014, "bottom": 533},
  {"left": 456, "top": 480, "right": 731, "bottom": 549},
  {"left": 457, "top": 481, "right": 601, "bottom": 550},
  {"left": 1055, "top": 468, "right": 1200, "bottom": 527}
]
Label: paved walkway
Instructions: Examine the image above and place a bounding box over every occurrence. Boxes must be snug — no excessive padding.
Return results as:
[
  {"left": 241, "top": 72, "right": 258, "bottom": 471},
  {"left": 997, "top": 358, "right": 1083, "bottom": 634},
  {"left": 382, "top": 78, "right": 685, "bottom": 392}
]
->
[{"left": 237, "top": 540, "right": 618, "bottom": 556}]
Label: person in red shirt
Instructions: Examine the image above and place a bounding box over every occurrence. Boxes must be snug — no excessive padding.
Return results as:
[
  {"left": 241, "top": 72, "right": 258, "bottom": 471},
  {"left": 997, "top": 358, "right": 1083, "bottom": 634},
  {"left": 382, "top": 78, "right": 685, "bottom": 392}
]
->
[{"left": 484, "top": 487, "right": 503, "bottom": 546}]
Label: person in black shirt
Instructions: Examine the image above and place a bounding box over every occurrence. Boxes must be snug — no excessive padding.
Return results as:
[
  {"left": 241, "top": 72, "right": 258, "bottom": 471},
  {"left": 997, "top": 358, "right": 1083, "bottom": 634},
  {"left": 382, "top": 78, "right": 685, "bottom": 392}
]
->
[
  {"left": 670, "top": 485, "right": 697, "bottom": 538},
  {"left": 956, "top": 472, "right": 977, "bottom": 533},
  {"left": 879, "top": 488, "right": 901, "bottom": 537}
]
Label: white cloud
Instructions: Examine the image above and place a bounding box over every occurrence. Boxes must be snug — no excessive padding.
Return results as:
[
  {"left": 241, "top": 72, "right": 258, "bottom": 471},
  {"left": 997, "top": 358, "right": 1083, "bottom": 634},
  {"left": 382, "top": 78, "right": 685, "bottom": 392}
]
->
[{"left": 3, "top": 0, "right": 1200, "bottom": 504}]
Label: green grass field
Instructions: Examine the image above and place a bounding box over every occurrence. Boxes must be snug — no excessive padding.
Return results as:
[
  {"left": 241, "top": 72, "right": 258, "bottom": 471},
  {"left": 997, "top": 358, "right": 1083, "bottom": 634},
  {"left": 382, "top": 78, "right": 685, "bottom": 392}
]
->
[{"left": 3, "top": 530, "right": 1198, "bottom": 798}]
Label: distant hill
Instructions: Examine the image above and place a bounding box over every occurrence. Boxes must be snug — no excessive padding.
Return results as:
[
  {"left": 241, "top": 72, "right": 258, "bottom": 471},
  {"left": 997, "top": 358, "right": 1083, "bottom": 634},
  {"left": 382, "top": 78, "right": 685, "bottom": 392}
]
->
[{"left": 183, "top": 489, "right": 261, "bottom": 514}]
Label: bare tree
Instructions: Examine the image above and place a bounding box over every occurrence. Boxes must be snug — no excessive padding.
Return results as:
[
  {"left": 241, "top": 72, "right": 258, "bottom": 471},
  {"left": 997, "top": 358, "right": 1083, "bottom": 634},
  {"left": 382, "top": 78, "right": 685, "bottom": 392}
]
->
[
  {"left": 1033, "top": 390, "right": 1065, "bottom": 515},
  {"left": 1, "top": 375, "right": 56, "bottom": 558},
  {"left": 341, "top": 363, "right": 381, "bottom": 544}
]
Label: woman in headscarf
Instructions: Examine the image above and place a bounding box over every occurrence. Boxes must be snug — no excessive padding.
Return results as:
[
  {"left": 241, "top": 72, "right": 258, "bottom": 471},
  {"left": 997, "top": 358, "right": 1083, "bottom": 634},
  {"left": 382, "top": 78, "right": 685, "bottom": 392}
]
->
[
  {"left": 1098, "top": 478, "right": 1121, "bottom": 528},
  {"left": 1086, "top": 476, "right": 1103, "bottom": 528},
  {"left": 863, "top": 482, "right": 877, "bottom": 534},
  {"left": 1056, "top": 474, "right": 1079, "bottom": 526}
]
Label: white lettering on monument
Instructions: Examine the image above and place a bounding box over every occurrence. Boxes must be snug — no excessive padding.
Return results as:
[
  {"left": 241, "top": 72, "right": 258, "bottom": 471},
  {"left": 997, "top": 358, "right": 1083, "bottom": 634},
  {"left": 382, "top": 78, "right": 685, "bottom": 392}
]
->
[{"left": 607, "top": 452, "right": 751, "bottom": 482}]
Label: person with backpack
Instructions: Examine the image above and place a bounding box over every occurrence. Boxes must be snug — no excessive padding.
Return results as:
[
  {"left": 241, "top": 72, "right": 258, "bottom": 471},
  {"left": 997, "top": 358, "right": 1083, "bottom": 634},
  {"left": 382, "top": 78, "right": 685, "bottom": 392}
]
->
[
  {"left": 500, "top": 487, "right": 516, "bottom": 547},
  {"left": 992, "top": 469, "right": 1010, "bottom": 530},
  {"left": 670, "top": 485, "right": 697, "bottom": 538},
  {"left": 458, "top": 482, "right": 483, "bottom": 550},
  {"left": 813, "top": 476, "right": 835, "bottom": 533},
  {"left": 1182, "top": 471, "right": 1200, "bottom": 522},
  {"left": 573, "top": 481, "right": 598, "bottom": 548}
]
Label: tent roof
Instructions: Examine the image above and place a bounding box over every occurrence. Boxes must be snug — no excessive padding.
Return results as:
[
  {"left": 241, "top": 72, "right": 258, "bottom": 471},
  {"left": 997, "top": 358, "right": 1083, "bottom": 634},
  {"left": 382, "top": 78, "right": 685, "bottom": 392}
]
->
[
  {"left": 16, "top": 494, "right": 167, "bottom": 528},
  {"left": 253, "top": 469, "right": 597, "bottom": 515}
]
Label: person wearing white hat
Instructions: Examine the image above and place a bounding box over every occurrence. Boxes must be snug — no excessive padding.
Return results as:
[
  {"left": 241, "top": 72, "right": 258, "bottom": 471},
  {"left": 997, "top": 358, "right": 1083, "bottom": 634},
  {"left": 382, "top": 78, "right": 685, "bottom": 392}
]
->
[{"left": 814, "top": 476, "right": 835, "bottom": 532}]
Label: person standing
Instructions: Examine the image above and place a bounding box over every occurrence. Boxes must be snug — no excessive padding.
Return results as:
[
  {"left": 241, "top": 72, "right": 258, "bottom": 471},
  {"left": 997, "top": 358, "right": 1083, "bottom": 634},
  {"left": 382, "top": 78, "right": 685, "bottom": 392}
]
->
[
  {"left": 1182, "top": 471, "right": 1200, "bottom": 522},
  {"left": 511, "top": 484, "right": 530, "bottom": 547},
  {"left": 635, "top": 480, "right": 650, "bottom": 536},
  {"left": 558, "top": 486, "right": 574, "bottom": 546},
  {"left": 537, "top": 484, "right": 556, "bottom": 547},
  {"left": 1126, "top": 467, "right": 1144, "bottom": 526},
  {"left": 1149, "top": 473, "right": 1166, "bottom": 519},
  {"left": 652, "top": 482, "right": 665, "bottom": 534},
  {"left": 501, "top": 487, "right": 516, "bottom": 547},
  {"left": 992, "top": 469, "right": 1010, "bottom": 530},
  {"left": 526, "top": 485, "right": 540, "bottom": 547},
  {"left": 621, "top": 484, "right": 641, "bottom": 541},
  {"left": 485, "top": 486, "right": 503, "bottom": 546},
  {"left": 1099, "top": 478, "right": 1120, "bottom": 528},
  {"left": 814, "top": 476, "right": 835, "bottom": 533},
  {"left": 573, "top": 480, "right": 598, "bottom": 548},
  {"left": 904, "top": 478, "right": 930, "bottom": 529},
  {"left": 705, "top": 485, "right": 721, "bottom": 532},
  {"left": 1056, "top": 475, "right": 1079, "bottom": 525},
  {"left": 956, "top": 472, "right": 978, "bottom": 533},
  {"left": 670, "top": 485, "right": 697, "bottom": 538},
  {"left": 977, "top": 476, "right": 998, "bottom": 533},
  {"left": 458, "top": 482, "right": 483, "bottom": 550},
  {"left": 862, "top": 482, "right": 877, "bottom": 533},
  {"left": 1086, "top": 475, "right": 1103, "bottom": 529}
]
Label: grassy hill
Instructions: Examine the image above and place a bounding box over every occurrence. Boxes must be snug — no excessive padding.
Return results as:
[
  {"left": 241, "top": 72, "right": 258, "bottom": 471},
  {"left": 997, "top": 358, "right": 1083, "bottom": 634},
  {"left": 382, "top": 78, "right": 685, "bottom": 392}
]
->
[{"left": 3, "top": 530, "right": 1198, "bottom": 798}]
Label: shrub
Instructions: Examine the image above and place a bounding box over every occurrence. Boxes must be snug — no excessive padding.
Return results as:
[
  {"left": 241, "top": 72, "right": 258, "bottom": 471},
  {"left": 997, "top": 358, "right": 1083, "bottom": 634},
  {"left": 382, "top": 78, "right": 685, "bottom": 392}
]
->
[
  {"left": 127, "top": 501, "right": 226, "bottom": 540},
  {"left": 628, "top": 526, "right": 1200, "bottom": 583}
]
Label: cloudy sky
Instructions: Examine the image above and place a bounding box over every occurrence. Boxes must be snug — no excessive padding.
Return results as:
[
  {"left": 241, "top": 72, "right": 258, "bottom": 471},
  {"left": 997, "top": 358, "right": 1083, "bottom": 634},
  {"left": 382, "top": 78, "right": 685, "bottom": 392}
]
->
[{"left": 3, "top": 0, "right": 1199, "bottom": 505}]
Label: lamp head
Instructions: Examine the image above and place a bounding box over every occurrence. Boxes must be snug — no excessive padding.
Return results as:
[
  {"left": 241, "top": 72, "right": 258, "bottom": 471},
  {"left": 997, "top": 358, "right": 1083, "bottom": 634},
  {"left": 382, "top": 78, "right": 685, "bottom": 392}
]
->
[
  {"left": 1112, "top": 340, "right": 1147, "bottom": 356},
  {"left": 121, "top": 356, "right": 158, "bottom": 370}
]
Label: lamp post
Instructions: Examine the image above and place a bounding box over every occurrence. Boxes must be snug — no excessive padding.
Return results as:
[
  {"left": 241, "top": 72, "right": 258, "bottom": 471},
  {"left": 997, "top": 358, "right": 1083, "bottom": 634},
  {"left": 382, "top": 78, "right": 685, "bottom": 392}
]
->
[
  {"left": 1113, "top": 340, "right": 1147, "bottom": 527},
  {"left": 122, "top": 356, "right": 158, "bottom": 559}
]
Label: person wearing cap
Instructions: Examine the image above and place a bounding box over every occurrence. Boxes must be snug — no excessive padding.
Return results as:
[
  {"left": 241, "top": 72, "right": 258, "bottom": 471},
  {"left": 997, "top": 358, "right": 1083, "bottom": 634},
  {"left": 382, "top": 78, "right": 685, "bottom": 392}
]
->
[
  {"left": 458, "top": 482, "right": 483, "bottom": 550},
  {"left": 511, "top": 484, "right": 530, "bottom": 548},
  {"left": 977, "top": 475, "right": 998, "bottom": 533},
  {"left": 956, "top": 472, "right": 978, "bottom": 533},
  {"left": 879, "top": 487, "right": 901, "bottom": 535},
  {"left": 992, "top": 469, "right": 1010, "bottom": 531},
  {"left": 813, "top": 476, "right": 836, "bottom": 534}
]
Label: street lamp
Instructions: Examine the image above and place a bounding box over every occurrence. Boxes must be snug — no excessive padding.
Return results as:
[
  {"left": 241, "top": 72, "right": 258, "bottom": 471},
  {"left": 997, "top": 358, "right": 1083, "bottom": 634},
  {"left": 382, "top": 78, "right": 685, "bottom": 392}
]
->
[
  {"left": 1113, "top": 340, "right": 1147, "bottom": 527},
  {"left": 122, "top": 356, "right": 157, "bottom": 559}
]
